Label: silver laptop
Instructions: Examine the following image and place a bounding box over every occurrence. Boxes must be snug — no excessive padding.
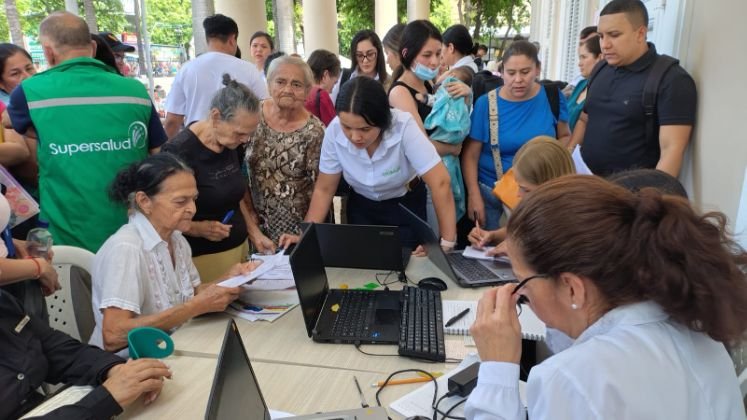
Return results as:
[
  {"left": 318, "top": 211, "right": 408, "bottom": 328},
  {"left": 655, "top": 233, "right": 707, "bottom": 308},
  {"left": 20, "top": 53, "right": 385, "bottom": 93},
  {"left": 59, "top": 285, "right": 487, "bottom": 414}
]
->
[
  {"left": 205, "top": 319, "right": 389, "bottom": 420},
  {"left": 399, "top": 204, "right": 516, "bottom": 287}
]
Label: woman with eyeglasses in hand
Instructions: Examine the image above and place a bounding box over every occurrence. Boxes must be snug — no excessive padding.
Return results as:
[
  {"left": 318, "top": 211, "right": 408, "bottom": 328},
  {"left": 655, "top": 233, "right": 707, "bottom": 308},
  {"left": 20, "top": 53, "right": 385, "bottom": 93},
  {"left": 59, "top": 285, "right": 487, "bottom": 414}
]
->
[
  {"left": 466, "top": 176, "right": 747, "bottom": 420},
  {"left": 330, "top": 30, "right": 388, "bottom": 104}
]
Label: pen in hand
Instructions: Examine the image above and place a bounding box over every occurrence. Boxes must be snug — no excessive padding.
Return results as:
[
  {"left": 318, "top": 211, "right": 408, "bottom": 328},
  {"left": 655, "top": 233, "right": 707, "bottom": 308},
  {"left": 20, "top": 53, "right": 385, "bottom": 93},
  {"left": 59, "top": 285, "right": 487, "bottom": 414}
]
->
[
  {"left": 221, "top": 210, "right": 235, "bottom": 224},
  {"left": 444, "top": 308, "right": 471, "bottom": 328},
  {"left": 473, "top": 210, "right": 485, "bottom": 248}
]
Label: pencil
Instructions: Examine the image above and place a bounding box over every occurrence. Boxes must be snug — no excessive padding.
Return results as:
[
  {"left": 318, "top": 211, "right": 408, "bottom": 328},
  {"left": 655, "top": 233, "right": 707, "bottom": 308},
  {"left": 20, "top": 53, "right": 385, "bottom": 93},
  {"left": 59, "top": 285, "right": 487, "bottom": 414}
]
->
[{"left": 371, "top": 376, "right": 433, "bottom": 387}]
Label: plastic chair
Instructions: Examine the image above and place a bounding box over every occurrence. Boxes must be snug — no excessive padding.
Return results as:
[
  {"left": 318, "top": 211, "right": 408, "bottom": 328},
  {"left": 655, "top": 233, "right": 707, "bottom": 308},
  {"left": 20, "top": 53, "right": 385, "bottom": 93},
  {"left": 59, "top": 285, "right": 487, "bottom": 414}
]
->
[{"left": 44, "top": 245, "right": 96, "bottom": 342}]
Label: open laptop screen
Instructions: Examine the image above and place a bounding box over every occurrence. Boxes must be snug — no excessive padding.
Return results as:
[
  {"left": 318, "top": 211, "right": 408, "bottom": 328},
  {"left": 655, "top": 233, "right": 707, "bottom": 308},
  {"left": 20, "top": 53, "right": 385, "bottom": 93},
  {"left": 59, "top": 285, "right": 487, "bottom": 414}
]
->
[
  {"left": 289, "top": 224, "right": 330, "bottom": 338},
  {"left": 205, "top": 320, "right": 271, "bottom": 420},
  {"left": 398, "top": 204, "right": 459, "bottom": 283}
]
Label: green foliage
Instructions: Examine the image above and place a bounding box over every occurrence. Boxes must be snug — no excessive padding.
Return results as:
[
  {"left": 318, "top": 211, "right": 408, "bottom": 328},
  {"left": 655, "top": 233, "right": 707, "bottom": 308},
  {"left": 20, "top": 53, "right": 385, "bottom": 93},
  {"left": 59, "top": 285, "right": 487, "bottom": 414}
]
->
[
  {"left": 0, "top": 11, "right": 10, "bottom": 42},
  {"left": 146, "top": 0, "right": 192, "bottom": 46}
]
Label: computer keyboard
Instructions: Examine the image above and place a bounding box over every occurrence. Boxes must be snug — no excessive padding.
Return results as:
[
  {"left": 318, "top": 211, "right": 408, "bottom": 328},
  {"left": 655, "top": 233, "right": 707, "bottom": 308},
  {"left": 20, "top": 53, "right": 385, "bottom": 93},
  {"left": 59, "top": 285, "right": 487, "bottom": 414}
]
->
[
  {"left": 398, "top": 286, "right": 446, "bottom": 362},
  {"left": 330, "top": 290, "right": 376, "bottom": 338},
  {"left": 447, "top": 253, "right": 499, "bottom": 280}
]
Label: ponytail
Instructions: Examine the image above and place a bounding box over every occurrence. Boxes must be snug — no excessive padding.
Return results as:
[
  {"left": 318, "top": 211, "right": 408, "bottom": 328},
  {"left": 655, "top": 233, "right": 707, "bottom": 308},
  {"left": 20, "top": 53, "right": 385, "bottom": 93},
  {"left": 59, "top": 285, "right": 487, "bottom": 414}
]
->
[{"left": 507, "top": 175, "right": 747, "bottom": 345}]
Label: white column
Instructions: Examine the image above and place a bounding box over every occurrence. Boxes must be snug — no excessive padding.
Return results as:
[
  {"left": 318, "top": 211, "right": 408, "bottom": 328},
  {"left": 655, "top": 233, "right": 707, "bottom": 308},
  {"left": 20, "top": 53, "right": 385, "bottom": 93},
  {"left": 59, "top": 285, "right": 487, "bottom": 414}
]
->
[
  {"left": 191, "top": 0, "right": 215, "bottom": 56},
  {"left": 375, "top": 0, "right": 398, "bottom": 40},
  {"left": 64, "top": 0, "right": 78, "bottom": 14},
  {"left": 407, "top": 0, "right": 429, "bottom": 21},
  {"left": 215, "top": 0, "right": 267, "bottom": 61},
  {"left": 275, "top": 0, "right": 296, "bottom": 53},
  {"left": 303, "top": 0, "right": 339, "bottom": 55}
]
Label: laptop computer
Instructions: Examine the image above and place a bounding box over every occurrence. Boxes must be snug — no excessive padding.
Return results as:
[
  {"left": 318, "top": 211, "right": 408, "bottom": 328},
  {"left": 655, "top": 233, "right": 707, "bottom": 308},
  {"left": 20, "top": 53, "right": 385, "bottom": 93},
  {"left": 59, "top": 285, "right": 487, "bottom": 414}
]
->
[
  {"left": 206, "top": 319, "right": 389, "bottom": 420},
  {"left": 289, "top": 224, "right": 402, "bottom": 344},
  {"left": 399, "top": 204, "right": 516, "bottom": 288},
  {"left": 299, "top": 222, "right": 410, "bottom": 271}
]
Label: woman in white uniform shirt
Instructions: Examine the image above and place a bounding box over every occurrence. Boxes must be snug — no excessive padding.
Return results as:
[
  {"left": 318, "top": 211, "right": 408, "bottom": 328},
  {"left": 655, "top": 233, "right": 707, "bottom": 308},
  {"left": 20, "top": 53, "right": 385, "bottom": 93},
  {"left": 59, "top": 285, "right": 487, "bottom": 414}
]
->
[
  {"left": 466, "top": 175, "right": 747, "bottom": 420},
  {"left": 282, "top": 76, "right": 456, "bottom": 250}
]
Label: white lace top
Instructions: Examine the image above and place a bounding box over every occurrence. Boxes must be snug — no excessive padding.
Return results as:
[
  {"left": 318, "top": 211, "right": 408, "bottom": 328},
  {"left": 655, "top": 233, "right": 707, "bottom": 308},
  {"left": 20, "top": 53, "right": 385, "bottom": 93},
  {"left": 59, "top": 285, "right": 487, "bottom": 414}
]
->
[{"left": 89, "top": 211, "right": 200, "bottom": 352}]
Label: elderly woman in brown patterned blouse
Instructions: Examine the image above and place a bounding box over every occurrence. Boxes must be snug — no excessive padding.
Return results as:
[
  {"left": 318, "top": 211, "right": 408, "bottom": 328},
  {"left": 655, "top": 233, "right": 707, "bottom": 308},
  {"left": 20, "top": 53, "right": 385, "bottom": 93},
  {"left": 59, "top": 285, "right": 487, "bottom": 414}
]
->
[{"left": 244, "top": 55, "right": 325, "bottom": 252}]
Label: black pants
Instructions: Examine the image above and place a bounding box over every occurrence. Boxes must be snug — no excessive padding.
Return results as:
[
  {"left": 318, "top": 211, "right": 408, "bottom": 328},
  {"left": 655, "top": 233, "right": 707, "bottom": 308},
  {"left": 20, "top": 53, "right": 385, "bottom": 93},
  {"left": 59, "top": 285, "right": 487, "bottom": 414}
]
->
[{"left": 346, "top": 182, "right": 426, "bottom": 249}]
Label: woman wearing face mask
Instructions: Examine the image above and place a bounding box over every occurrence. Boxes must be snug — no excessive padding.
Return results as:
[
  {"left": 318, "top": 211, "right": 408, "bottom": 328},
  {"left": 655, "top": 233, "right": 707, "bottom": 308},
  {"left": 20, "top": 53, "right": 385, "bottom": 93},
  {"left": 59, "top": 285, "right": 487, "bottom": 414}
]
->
[
  {"left": 462, "top": 41, "right": 571, "bottom": 231},
  {"left": 160, "top": 75, "right": 260, "bottom": 283},
  {"left": 568, "top": 36, "right": 602, "bottom": 132},
  {"left": 330, "top": 30, "right": 388, "bottom": 104}
]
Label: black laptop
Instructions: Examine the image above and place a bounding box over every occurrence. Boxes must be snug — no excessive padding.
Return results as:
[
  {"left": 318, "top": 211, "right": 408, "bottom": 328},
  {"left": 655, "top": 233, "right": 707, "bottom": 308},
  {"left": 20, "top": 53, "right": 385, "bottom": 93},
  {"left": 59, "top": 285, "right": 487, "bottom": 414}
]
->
[
  {"left": 205, "top": 319, "right": 388, "bottom": 420},
  {"left": 399, "top": 204, "right": 516, "bottom": 287},
  {"left": 300, "top": 222, "right": 410, "bottom": 271},
  {"left": 289, "top": 224, "right": 402, "bottom": 344}
]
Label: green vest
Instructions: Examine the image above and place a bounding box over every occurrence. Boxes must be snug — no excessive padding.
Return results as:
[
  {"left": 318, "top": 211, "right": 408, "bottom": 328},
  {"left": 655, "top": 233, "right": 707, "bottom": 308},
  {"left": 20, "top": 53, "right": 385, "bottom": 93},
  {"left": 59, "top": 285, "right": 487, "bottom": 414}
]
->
[{"left": 22, "top": 57, "right": 153, "bottom": 252}]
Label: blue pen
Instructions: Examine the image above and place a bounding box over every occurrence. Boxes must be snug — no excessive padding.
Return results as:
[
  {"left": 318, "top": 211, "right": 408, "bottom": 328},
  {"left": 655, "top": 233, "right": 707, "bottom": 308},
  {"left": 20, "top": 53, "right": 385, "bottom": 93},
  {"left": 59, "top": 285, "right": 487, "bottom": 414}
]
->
[{"left": 221, "top": 210, "right": 235, "bottom": 224}]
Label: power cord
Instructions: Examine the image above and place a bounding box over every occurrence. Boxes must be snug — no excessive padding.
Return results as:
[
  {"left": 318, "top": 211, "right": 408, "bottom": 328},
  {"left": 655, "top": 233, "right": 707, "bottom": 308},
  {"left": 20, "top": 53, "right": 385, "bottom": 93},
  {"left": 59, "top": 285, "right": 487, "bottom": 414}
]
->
[
  {"left": 354, "top": 343, "right": 400, "bottom": 357},
  {"left": 374, "top": 369, "right": 438, "bottom": 410}
]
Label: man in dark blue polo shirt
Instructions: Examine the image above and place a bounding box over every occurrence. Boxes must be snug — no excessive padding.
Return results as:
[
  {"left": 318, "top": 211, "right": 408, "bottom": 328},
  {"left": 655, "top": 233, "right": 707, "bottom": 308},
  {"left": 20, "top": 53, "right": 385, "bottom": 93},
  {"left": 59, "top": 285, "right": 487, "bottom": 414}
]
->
[{"left": 569, "top": 0, "right": 696, "bottom": 177}]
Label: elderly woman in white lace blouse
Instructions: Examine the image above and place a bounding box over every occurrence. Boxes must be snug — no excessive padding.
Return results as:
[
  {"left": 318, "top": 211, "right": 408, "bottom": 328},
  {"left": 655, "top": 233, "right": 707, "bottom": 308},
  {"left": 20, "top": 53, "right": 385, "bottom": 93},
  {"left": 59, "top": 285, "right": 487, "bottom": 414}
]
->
[{"left": 89, "top": 154, "right": 258, "bottom": 354}]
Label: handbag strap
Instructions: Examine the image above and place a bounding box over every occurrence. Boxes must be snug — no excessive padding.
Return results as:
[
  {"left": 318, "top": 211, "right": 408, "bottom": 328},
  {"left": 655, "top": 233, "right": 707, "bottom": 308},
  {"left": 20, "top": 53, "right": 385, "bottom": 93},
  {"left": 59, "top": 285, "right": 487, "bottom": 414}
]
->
[{"left": 488, "top": 89, "right": 503, "bottom": 181}]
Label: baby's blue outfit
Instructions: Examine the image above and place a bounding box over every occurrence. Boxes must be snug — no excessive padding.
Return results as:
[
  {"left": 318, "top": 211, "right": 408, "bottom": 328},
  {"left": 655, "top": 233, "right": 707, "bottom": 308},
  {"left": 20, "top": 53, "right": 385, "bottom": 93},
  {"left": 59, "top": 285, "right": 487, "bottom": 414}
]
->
[{"left": 423, "top": 76, "right": 471, "bottom": 220}]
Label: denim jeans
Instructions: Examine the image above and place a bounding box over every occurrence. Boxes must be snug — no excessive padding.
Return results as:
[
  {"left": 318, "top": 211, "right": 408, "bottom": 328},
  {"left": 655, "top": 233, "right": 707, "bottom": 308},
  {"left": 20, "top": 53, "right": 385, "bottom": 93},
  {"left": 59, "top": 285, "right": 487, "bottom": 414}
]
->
[{"left": 478, "top": 182, "right": 504, "bottom": 230}]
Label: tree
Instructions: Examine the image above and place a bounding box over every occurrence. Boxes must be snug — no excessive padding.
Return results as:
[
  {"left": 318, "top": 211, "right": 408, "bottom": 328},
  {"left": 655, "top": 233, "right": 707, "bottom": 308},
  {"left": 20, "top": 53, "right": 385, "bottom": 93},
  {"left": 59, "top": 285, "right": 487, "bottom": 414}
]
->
[
  {"left": 3, "top": 0, "right": 23, "bottom": 46},
  {"left": 146, "top": 0, "right": 192, "bottom": 47}
]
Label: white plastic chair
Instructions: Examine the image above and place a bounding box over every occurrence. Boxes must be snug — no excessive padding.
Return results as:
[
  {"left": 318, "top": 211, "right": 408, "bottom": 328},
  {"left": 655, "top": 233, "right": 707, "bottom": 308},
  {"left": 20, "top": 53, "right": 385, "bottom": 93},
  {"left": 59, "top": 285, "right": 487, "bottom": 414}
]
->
[{"left": 44, "top": 245, "right": 95, "bottom": 342}]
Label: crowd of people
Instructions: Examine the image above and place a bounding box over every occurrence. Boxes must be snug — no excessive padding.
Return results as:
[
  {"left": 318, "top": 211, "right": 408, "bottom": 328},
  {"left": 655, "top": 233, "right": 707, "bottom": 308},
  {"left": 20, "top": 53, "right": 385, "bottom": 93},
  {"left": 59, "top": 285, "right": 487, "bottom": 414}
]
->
[{"left": 0, "top": 0, "right": 745, "bottom": 418}]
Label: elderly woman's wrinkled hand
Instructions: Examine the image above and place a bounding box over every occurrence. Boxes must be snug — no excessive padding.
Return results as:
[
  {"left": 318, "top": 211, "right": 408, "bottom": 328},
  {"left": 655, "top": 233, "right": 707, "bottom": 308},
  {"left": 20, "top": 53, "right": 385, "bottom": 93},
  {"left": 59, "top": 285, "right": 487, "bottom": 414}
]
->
[
  {"left": 192, "top": 283, "right": 240, "bottom": 314},
  {"left": 103, "top": 359, "right": 172, "bottom": 408},
  {"left": 470, "top": 285, "right": 522, "bottom": 364},
  {"left": 278, "top": 233, "right": 300, "bottom": 250},
  {"left": 193, "top": 220, "right": 232, "bottom": 242}
]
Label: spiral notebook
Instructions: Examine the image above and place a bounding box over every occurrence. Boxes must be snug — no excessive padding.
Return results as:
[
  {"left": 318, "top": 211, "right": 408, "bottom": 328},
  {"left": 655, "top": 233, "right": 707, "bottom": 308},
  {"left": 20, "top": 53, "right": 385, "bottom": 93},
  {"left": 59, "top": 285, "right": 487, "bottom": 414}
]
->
[{"left": 443, "top": 300, "right": 546, "bottom": 341}]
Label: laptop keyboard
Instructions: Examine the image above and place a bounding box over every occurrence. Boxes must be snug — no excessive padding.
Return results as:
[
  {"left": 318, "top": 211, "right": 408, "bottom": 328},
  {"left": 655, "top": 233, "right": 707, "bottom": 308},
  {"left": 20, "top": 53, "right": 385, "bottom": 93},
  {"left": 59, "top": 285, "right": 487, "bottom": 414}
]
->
[
  {"left": 330, "top": 290, "right": 376, "bottom": 338},
  {"left": 446, "top": 253, "right": 500, "bottom": 280},
  {"left": 398, "top": 286, "right": 446, "bottom": 362}
]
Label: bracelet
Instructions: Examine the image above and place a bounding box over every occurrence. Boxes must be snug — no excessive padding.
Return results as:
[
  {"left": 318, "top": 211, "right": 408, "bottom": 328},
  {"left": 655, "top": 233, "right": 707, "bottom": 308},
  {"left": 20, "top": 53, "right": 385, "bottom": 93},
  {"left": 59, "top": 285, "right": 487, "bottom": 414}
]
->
[
  {"left": 440, "top": 237, "right": 457, "bottom": 248},
  {"left": 26, "top": 257, "right": 42, "bottom": 279}
]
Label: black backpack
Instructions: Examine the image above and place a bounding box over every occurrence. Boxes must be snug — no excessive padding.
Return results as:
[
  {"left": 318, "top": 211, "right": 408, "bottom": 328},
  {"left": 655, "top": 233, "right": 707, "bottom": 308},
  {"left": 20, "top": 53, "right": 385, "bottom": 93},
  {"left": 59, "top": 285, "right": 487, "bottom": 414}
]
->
[
  {"left": 472, "top": 70, "right": 504, "bottom": 105},
  {"left": 587, "top": 54, "right": 680, "bottom": 145}
]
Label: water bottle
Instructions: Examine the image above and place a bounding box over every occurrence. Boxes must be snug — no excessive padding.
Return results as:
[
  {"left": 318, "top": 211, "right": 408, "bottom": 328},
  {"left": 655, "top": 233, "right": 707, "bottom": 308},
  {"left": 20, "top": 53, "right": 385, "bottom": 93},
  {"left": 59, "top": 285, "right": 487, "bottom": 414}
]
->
[{"left": 26, "top": 221, "right": 53, "bottom": 259}]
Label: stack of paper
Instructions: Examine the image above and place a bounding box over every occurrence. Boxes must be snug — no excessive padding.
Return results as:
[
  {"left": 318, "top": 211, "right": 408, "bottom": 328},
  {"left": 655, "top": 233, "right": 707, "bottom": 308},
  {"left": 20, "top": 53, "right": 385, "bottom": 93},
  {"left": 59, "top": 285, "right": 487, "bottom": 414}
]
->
[{"left": 223, "top": 251, "right": 299, "bottom": 322}]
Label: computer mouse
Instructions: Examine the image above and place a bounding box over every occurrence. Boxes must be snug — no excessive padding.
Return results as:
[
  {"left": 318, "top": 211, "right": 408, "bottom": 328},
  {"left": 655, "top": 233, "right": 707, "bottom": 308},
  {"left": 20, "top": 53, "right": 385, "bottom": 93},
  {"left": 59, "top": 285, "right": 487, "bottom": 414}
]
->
[{"left": 418, "top": 277, "right": 448, "bottom": 291}]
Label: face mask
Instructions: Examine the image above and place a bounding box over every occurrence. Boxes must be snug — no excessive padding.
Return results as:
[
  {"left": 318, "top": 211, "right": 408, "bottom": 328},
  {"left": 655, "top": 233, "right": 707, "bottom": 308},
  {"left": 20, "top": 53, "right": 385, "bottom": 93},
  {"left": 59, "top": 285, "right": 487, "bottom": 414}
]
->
[{"left": 411, "top": 62, "right": 439, "bottom": 81}]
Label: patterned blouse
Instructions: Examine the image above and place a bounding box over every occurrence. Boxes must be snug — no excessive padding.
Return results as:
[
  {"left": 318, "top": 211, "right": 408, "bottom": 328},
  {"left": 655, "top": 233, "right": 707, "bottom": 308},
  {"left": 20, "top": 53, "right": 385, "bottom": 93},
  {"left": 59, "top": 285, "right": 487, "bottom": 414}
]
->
[{"left": 245, "top": 109, "right": 325, "bottom": 242}]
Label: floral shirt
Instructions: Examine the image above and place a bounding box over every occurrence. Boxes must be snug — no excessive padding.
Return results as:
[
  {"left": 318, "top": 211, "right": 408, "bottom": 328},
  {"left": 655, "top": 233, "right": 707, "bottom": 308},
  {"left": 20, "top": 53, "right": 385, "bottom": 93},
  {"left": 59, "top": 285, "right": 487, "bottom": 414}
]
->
[{"left": 245, "top": 110, "right": 325, "bottom": 242}]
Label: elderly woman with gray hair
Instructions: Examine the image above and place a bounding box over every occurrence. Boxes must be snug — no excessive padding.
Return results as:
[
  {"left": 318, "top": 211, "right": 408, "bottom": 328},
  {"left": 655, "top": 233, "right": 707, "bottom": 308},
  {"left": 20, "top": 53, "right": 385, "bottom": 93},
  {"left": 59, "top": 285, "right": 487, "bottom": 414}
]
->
[
  {"left": 161, "top": 74, "right": 260, "bottom": 283},
  {"left": 244, "top": 56, "right": 325, "bottom": 252}
]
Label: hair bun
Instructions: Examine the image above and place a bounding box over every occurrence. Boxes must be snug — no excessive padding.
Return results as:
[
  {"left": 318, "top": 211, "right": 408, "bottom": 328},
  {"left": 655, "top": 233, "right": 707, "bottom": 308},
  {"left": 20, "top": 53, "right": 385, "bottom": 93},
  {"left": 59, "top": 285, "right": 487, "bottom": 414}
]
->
[
  {"left": 634, "top": 187, "right": 666, "bottom": 222},
  {"left": 221, "top": 73, "right": 236, "bottom": 87}
]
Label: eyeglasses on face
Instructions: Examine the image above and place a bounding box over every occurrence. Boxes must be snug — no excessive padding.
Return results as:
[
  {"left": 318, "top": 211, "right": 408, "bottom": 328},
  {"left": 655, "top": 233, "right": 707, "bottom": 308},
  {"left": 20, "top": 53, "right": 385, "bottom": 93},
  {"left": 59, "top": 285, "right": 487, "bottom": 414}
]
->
[
  {"left": 512, "top": 273, "right": 548, "bottom": 315},
  {"left": 355, "top": 51, "right": 377, "bottom": 63}
]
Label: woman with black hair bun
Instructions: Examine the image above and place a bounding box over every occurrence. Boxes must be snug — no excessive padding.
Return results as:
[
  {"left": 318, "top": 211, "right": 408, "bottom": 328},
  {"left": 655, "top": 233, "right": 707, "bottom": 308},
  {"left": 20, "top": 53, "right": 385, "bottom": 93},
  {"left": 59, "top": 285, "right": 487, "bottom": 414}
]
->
[
  {"left": 441, "top": 24, "right": 479, "bottom": 74},
  {"left": 278, "top": 77, "right": 456, "bottom": 251},
  {"left": 90, "top": 153, "right": 259, "bottom": 356}
]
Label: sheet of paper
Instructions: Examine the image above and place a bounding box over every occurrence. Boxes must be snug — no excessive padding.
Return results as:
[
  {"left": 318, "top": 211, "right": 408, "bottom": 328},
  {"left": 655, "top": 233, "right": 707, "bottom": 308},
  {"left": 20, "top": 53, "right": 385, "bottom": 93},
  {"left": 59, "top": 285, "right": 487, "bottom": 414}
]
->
[
  {"left": 462, "top": 246, "right": 510, "bottom": 264},
  {"left": 243, "top": 279, "right": 296, "bottom": 291},
  {"left": 217, "top": 251, "right": 284, "bottom": 288}
]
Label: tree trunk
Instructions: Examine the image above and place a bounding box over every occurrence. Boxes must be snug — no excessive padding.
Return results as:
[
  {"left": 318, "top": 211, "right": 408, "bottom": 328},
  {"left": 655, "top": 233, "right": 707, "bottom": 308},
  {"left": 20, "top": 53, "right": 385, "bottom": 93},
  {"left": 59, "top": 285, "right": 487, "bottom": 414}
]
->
[
  {"left": 191, "top": 0, "right": 215, "bottom": 55},
  {"left": 133, "top": 0, "right": 146, "bottom": 76},
  {"left": 457, "top": 0, "right": 464, "bottom": 25},
  {"left": 4, "top": 0, "right": 24, "bottom": 47},
  {"left": 82, "top": 0, "right": 98, "bottom": 32},
  {"left": 274, "top": 0, "right": 296, "bottom": 53},
  {"left": 497, "top": 3, "right": 517, "bottom": 60}
]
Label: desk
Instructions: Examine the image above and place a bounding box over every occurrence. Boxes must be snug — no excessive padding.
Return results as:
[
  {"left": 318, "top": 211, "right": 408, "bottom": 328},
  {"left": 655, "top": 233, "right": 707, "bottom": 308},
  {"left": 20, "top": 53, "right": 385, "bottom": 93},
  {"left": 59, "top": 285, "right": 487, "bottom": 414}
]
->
[{"left": 127, "top": 256, "right": 486, "bottom": 418}]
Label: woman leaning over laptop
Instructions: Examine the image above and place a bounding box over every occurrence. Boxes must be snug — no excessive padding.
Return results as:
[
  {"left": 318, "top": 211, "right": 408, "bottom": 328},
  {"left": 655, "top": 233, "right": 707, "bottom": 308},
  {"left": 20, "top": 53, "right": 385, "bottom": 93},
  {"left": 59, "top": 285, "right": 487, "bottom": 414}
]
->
[
  {"left": 279, "top": 76, "right": 456, "bottom": 251},
  {"left": 466, "top": 176, "right": 747, "bottom": 419}
]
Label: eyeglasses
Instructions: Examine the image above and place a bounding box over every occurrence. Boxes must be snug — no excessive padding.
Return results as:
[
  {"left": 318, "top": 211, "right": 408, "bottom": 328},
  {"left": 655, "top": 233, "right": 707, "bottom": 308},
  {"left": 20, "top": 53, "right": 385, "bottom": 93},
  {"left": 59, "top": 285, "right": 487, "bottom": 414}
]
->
[
  {"left": 355, "top": 51, "right": 377, "bottom": 63},
  {"left": 512, "top": 273, "right": 548, "bottom": 315},
  {"left": 273, "top": 78, "right": 306, "bottom": 93}
]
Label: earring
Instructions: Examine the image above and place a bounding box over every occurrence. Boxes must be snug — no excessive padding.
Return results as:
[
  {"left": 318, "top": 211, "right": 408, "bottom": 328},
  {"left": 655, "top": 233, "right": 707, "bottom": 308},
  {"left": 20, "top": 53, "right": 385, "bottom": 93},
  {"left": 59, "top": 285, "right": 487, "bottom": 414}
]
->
[{"left": 571, "top": 303, "right": 578, "bottom": 310}]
